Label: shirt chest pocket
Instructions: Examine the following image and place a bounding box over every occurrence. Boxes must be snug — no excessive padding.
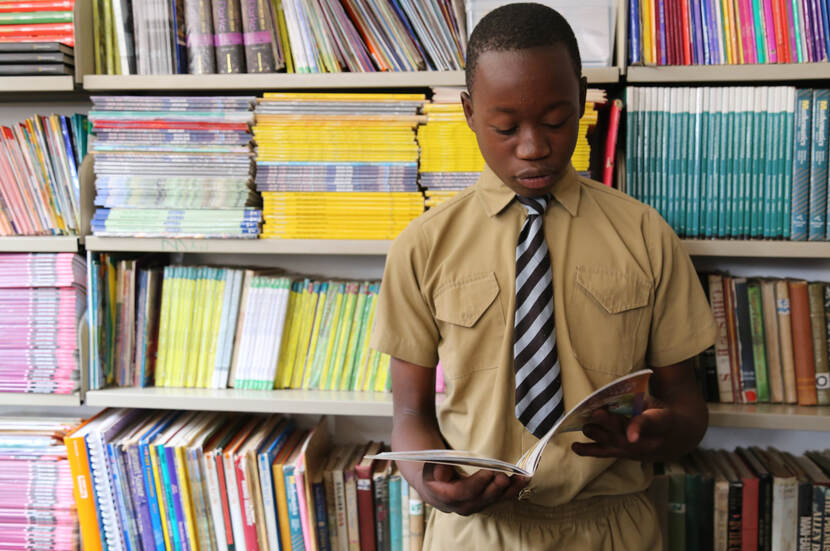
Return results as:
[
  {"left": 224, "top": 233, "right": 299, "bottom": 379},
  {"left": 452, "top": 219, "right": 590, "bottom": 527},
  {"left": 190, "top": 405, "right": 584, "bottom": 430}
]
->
[
  {"left": 433, "top": 272, "right": 506, "bottom": 380},
  {"left": 566, "top": 265, "right": 652, "bottom": 378}
]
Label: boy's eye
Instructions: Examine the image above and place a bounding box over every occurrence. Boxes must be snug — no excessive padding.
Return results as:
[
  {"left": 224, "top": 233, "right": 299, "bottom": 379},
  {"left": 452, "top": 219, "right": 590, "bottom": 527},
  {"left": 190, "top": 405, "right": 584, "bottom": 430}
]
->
[
  {"left": 544, "top": 118, "right": 568, "bottom": 129},
  {"left": 493, "top": 126, "right": 517, "bottom": 135}
]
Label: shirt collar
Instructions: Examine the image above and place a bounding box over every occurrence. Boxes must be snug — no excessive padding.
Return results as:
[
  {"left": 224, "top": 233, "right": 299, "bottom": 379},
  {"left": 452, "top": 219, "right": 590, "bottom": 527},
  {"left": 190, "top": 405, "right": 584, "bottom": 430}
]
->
[{"left": 475, "top": 164, "right": 581, "bottom": 218}]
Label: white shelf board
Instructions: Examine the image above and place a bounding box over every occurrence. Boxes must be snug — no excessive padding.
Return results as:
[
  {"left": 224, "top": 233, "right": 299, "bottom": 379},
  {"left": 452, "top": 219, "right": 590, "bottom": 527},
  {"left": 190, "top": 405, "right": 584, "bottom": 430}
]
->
[
  {"left": 85, "top": 387, "right": 394, "bottom": 416},
  {"left": 708, "top": 403, "right": 830, "bottom": 432},
  {"left": 83, "top": 67, "right": 618, "bottom": 91},
  {"left": 627, "top": 62, "right": 830, "bottom": 82},
  {"left": 83, "top": 236, "right": 392, "bottom": 255},
  {"left": 0, "top": 392, "right": 82, "bottom": 407},
  {"left": 0, "top": 76, "right": 75, "bottom": 92},
  {"left": 681, "top": 239, "right": 830, "bottom": 258},
  {"left": 0, "top": 236, "right": 78, "bottom": 252}
]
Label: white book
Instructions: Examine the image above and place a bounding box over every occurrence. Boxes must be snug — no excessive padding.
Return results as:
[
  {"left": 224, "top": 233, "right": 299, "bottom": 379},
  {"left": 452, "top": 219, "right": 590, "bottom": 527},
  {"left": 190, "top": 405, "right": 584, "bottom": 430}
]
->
[
  {"left": 111, "top": 0, "right": 134, "bottom": 74},
  {"left": 223, "top": 447, "right": 248, "bottom": 551},
  {"left": 202, "top": 443, "right": 230, "bottom": 551},
  {"left": 401, "top": 477, "right": 410, "bottom": 551},
  {"left": 372, "top": 370, "right": 653, "bottom": 477}
]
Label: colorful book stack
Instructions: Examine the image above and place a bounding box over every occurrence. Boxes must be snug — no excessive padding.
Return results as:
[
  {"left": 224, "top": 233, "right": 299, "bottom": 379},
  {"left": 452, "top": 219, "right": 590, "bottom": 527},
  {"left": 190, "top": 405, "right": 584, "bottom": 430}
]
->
[
  {"left": 0, "top": 416, "right": 81, "bottom": 551},
  {"left": 66, "top": 412, "right": 427, "bottom": 551},
  {"left": 88, "top": 256, "right": 392, "bottom": 393},
  {"left": 93, "top": 0, "right": 466, "bottom": 75},
  {"left": 0, "top": 112, "right": 87, "bottom": 236},
  {"left": 626, "top": 86, "right": 796, "bottom": 239},
  {"left": 0, "top": 0, "right": 75, "bottom": 49},
  {"left": 702, "top": 273, "right": 830, "bottom": 407},
  {"left": 628, "top": 0, "right": 830, "bottom": 65},
  {"left": 649, "top": 447, "right": 830, "bottom": 551},
  {"left": 0, "top": 253, "right": 85, "bottom": 395},
  {"left": 89, "top": 95, "right": 261, "bottom": 239},
  {"left": 254, "top": 92, "right": 425, "bottom": 240}
]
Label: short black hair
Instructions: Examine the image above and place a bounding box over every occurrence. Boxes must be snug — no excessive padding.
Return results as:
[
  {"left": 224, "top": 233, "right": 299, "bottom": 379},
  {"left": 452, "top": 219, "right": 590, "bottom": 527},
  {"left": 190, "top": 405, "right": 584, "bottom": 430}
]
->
[{"left": 465, "top": 3, "right": 582, "bottom": 91}]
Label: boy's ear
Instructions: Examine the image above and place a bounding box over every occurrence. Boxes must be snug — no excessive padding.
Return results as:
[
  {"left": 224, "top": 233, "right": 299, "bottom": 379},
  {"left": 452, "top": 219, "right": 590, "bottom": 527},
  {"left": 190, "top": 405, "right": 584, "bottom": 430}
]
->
[
  {"left": 461, "top": 90, "right": 475, "bottom": 132},
  {"left": 578, "top": 76, "right": 588, "bottom": 118}
]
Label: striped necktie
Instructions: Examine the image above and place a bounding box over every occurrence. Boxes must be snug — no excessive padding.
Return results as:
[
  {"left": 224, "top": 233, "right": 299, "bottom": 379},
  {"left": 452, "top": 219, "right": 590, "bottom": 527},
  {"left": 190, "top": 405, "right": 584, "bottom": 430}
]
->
[{"left": 514, "top": 194, "right": 564, "bottom": 439}]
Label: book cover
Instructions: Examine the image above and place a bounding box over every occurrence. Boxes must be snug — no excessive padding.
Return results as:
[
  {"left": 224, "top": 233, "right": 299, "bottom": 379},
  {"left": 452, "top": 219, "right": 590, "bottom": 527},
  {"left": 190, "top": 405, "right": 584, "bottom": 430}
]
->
[
  {"left": 809, "top": 89, "right": 828, "bottom": 240},
  {"left": 663, "top": 461, "right": 686, "bottom": 551},
  {"left": 184, "top": 0, "right": 216, "bottom": 73},
  {"left": 732, "top": 278, "right": 758, "bottom": 403},
  {"left": 789, "top": 280, "right": 820, "bottom": 405},
  {"left": 751, "top": 447, "right": 799, "bottom": 551},
  {"left": 708, "top": 274, "right": 736, "bottom": 402},
  {"left": 356, "top": 441, "right": 382, "bottom": 551},
  {"left": 239, "top": 0, "right": 276, "bottom": 72},
  {"left": 212, "top": 0, "right": 246, "bottom": 73},
  {"left": 791, "top": 87, "right": 812, "bottom": 241},
  {"left": 775, "top": 280, "right": 799, "bottom": 403},
  {"left": 807, "top": 282, "right": 830, "bottom": 405},
  {"left": 736, "top": 447, "right": 773, "bottom": 550},
  {"left": 760, "top": 280, "right": 785, "bottom": 403},
  {"left": 372, "top": 460, "right": 391, "bottom": 551},
  {"left": 747, "top": 280, "right": 770, "bottom": 402}
]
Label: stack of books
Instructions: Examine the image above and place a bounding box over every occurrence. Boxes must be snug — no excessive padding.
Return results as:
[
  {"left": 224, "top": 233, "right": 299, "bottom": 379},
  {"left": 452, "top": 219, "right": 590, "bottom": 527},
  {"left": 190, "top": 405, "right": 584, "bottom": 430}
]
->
[
  {"left": 88, "top": 256, "right": 391, "bottom": 393},
  {"left": 628, "top": 0, "right": 830, "bottom": 65},
  {"left": 93, "top": 0, "right": 466, "bottom": 75},
  {"left": 0, "top": 1, "right": 75, "bottom": 49},
  {"left": 625, "top": 86, "right": 796, "bottom": 239},
  {"left": 702, "top": 273, "right": 830, "bottom": 406},
  {"left": 0, "top": 40, "right": 74, "bottom": 76},
  {"left": 418, "top": 89, "right": 484, "bottom": 208},
  {"left": 89, "top": 96, "right": 261, "bottom": 239},
  {"left": 254, "top": 92, "right": 425, "bottom": 240},
  {"left": 0, "top": 112, "right": 87, "bottom": 236},
  {"left": 66, "top": 412, "right": 426, "bottom": 551},
  {"left": 649, "top": 447, "right": 830, "bottom": 550},
  {"left": 0, "top": 253, "right": 85, "bottom": 395},
  {"left": 0, "top": 416, "right": 80, "bottom": 551}
]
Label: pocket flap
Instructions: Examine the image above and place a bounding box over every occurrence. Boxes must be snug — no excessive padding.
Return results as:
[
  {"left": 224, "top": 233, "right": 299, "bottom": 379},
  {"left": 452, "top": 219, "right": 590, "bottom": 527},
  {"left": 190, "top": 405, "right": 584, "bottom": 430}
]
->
[
  {"left": 575, "top": 265, "right": 650, "bottom": 314},
  {"left": 434, "top": 272, "right": 500, "bottom": 328}
]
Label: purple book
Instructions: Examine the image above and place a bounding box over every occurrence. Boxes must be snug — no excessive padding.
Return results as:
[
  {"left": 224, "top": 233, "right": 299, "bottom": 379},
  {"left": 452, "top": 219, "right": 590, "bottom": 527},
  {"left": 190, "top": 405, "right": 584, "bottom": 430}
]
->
[
  {"left": 657, "top": 0, "right": 668, "bottom": 64},
  {"left": 802, "top": 0, "right": 816, "bottom": 61},
  {"left": 700, "top": 0, "right": 711, "bottom": 63},
  {"left": 164, "top": 446, "right": 191, "bottom": 551},
  {"left": 810, "top": 0, "right": 826, "bottom": 60},
  {"left": 690, "top": 0, "right": 705, "bottom": 63},
  {"left": 125, "top": 443, "right": 157, "bottom": 551}
]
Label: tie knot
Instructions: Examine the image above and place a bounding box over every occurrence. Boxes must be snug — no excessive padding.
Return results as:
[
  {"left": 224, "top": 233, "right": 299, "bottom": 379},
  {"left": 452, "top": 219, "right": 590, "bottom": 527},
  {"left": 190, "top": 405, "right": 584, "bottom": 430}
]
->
[{"left": 516, "top": 195, "right": 550, "bottom": 216}]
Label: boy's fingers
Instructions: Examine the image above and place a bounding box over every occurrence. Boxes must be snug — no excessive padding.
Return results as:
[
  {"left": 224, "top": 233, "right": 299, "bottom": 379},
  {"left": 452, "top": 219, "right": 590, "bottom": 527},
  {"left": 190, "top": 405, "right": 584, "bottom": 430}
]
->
[
  {"left": 571, "top": 441, "right": 628, "bottom": 459},
  {"left": 626, "top": 408, "right": 672, "bottom": 443},
  {"left": 583, "top": 423, "right": 627, "bottom": 449},
  {"left": 423, "top": 468, "right": 496, "bottom": 504}
]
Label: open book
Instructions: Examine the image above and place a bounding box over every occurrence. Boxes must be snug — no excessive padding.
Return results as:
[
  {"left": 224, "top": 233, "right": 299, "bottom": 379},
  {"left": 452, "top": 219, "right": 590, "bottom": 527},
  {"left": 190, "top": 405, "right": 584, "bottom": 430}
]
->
[{"left": 368, "top": 369, "right": 653, "bottom": 477}]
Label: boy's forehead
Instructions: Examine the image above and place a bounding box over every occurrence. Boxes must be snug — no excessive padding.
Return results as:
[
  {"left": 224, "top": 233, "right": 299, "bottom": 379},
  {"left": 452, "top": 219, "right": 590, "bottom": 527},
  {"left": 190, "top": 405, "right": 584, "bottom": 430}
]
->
[{"left": 469, "top": 46, "right": 579, "bottom": 102}]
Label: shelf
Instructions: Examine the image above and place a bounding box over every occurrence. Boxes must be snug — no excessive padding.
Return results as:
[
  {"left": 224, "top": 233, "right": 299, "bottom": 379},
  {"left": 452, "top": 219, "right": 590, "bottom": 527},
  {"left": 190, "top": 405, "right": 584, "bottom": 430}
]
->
[
  {"left": 83, "top": 236, "right": 392, "bottom": 255},
  {"left": 627, "top": 62, "right": 830, "bottom": 83},
  {"left": 681, "top": 239, "right": 830, "bottom": 258},
  {"left": 82, "top": 67, "right": 619, "bottom": 91},
  {"left": 0, "top": 236, "right": 78, "bottom": 253},
  {"left": 0, "top": 76, "right": 76, "bottom": 92},
  {"left": 708, "top": 403, "right": 830, "bottom": 432},
  {"left": 0, "top": 392, "right": 82, "bottom": 407},
  {"left": 85, "top": 387, "right": 394, "bottom": 416}
]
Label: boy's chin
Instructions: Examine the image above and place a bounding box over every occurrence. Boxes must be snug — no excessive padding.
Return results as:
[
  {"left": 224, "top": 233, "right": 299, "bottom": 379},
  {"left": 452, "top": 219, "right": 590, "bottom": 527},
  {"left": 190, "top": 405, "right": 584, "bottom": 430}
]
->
[{"left": 508, "top": 176, "right": 558, "bottom": 198}]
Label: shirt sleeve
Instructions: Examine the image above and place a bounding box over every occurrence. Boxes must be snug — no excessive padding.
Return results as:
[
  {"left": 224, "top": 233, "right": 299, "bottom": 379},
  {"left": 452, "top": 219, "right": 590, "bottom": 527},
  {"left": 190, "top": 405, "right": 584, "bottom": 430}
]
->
[
  {"left": 646, "top": 208, "right": 718, "bottom": 367},
  {"left": 369, "top": 224, "right": 440, "bottom": 368}
]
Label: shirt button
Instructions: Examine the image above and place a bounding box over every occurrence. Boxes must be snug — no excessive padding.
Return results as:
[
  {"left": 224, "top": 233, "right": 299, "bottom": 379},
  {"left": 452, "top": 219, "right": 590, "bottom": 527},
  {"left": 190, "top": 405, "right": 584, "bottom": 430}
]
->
[{"left": 518, "top": 488, "right": 534, "bottom": 501}]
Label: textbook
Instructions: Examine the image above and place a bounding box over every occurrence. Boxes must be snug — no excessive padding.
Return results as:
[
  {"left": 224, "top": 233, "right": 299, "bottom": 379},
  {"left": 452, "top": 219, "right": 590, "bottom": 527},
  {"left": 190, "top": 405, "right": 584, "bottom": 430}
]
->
[{"left": 369, "top": 369, "right": 653, "bottom": 477}]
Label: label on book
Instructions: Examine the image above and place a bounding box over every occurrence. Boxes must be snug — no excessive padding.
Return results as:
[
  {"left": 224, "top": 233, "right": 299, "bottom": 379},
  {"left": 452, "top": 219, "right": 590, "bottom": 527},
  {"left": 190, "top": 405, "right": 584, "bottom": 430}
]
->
[
  {"left": 409, "top": 502, "right": 423, "bottom": 515},
  {"left": 357, "top": 479, "right": 371, "bottom": 491},
  {"left": 817, "top": 372, "right": 830, "bottom": 390}
]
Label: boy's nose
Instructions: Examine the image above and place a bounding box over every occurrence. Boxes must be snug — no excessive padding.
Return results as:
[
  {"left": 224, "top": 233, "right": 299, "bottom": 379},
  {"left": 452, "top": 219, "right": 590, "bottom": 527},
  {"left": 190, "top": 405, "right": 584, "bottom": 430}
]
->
[{"left": 515, "top": 128, "right": 550, "bottom": 160}]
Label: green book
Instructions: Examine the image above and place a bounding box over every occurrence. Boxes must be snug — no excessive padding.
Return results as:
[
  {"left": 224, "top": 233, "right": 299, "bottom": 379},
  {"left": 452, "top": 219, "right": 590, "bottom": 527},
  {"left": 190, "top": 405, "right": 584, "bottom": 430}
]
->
[
  {"left": 92, "top": 0, "right": 103, "bottom": 74},
  {"left": 689, "top": 89, "right": 702, "bottom": 237},
  {"left": 682, "top": 466, "right": 702, "bottom": 551},
  {"left": 750, "top": 90, "right": 764, "bottom": 238},
  {"left": 307, "top": 281, "right": 340, "bottom": 390},
  {"left": 782, "top": 89, "right": 795, "bottom": 238},
  {"left": 348, "top": 285, "right": 377, "bottom": 391},
  {"left": 751, "top": 0, "right": 767, "bottom": 63},
  {"left": 340, "top": 283, "right": 369, "bottom": 391},
  {"left": 717, "top": 89, "right": 730, "bottom": 237},
  {"left": 329, "top": 283, "right": 359, "bottom": 390},
  {"left": 0, "top": 11, "right": 73, "bottom": 25},
  {"left": 762, "top": 93, "right": 775, "bottom": 238},
  {"left": 747, "top": 281, "right": 770, "bottom": 402},
  {"left": 808, "top": 89, "right": 829, "bottom": 241}
]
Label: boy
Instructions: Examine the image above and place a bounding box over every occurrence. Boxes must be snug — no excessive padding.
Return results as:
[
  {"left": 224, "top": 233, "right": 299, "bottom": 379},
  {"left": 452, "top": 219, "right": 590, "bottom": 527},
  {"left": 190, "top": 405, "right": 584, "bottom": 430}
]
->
[{"left": 369, "top": 3, "right": 717, "bottom": 549}]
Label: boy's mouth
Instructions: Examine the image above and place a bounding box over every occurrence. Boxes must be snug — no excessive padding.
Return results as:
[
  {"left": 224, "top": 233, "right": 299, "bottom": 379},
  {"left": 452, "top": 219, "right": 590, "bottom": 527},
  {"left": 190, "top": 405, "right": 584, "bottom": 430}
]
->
[{"left": 515, "top": 169, "right": 555, "bottom": 189}]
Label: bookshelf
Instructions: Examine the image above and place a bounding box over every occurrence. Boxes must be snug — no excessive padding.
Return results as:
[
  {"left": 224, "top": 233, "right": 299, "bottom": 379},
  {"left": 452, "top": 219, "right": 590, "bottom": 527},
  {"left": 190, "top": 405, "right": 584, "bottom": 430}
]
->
[
  {"left": 0, "top": 392, "right": 82, "bottom": 407},
  {"left": 707, "top": 403, "right": 830, "bottom": 432},
  {"left": 627, "top": 62, "right": 830, "bottom": 83},
  {"left": 0, "top": 236, "right": 79, "bottom": 253},
  {"left": 0, "top": 76, "right": 76, "bottom": 93}
]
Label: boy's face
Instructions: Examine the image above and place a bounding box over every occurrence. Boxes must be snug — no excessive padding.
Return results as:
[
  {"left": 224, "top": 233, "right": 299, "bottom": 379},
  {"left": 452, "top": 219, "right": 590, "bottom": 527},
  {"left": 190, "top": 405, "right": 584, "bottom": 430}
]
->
[{"left": 461, "top": 45, "right": 587, "bottom": 198}]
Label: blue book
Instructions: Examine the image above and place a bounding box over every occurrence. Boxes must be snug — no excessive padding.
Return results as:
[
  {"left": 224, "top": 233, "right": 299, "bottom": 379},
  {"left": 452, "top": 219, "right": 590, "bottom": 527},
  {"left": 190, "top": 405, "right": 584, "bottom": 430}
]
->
[
  {"left": 657, "top": 0, "right": 667, "bottom": 65},
  {"left": 124, "top": 438, "right": 157, "bottom": 551},
  {"left": 629, "top": 0, "right": 642, "bottom": 64},
  {"left": 809, "top": 89, "right": 828, "bottom": 240},
  {"left": 389, "top": 474, "right": 403, "bottom": 551},
  {"left": 793, "top": 89, "right": 813, "bottom": 240},
  {"left": 106, "top": 441, "right": 138, "bottom": 551},
  {"left": 156, "top": 442, "right": 184, "bottom": 551},
  {"left": 139, "top": 413, "right": 179, "bottom": 551},
  {"left": 821, "top": 0, "right": 830, "bottom": 60},
  {"left": 283, "top": 463, "right": 305, "bottom": 551},
  {"left": 256, "top": 419, "right": 296, "bottom": 551},
  {"left": 699, "top": 0, "right": 711, "bottom": 64},
  {"left": 690, "top": 0, "right": 705, "bottom": 64},
  {"left": 312, "top": 481, "right": 331, "bottom": 551},
  {"left": 164, "top": 445, "right": 191, "bottom": 551},
  {"left": 732, "top": 278, "right": 758, "bottom": 403}
]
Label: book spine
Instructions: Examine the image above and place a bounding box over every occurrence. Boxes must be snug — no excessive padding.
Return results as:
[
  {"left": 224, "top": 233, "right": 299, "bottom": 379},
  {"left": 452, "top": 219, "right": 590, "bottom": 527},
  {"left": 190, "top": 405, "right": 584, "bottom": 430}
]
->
[
  {"left": 747, "top": 282, "right": 770, "bottom": 402},
  {"left": 283, "top": 465, "right": 304, "bottom": 551},
  {"left": 345, "top": 469, "right": 361, "bottom": 551},
  {"left": 741, "top": 476, "right": 760, "bottom": 551},
  {"left": 235, "top": 456, "right": 260, "bottom": 551},
  {"left": 184, "top": 0, "right": 216, "bottom": 73},
  {"left": 681, "top": 0, "right": 692, "bottom": 63},
  {"left": 734, "top": 279, "right": 759, "bottom": 402},
  {"left": 630, "top": 0, "right": 642, "bottom": 63},
  {"left": 603, "top": 99, "right": 624, "bottom": 187},
  {"left": 726, "top": 479, "right": 743, "bottom": 551},
  {"left": 789, "top": 280, "right": 820, "bottom": 405},
  {"left": 761, "top": 281, "right": 785, "bottom": 403},
  {"left": 373, "top": 474, "right": 389, "bottom": 551},
  {"left": 239, "top": 0, "right": 275, "bottom": 72},
  {"left": 65, "top": 434, "right": 104, "bottom": 551},
  {"left": 753, "top": 0, "right": 769, "bottom": 62},
  {"left": 775, "top": 280, "right": 799, "bottom": 404},
  {"left": 212, "top": 0, "right": 246, "bottom": 73},
  {"left": 797, "top": 482, "right": 813, "bottom": 551},
  {"left": 809, "top": 283, "right": 830, "bottom": 405},
  {"left": 356, "top": 467, "right": 376, "bottom": 551},
  {"left": 313, "top": 481, "right": 331, "bottom": 551},
  {"left": 126, "top": 444, "right": 157, "bottom": 551},
  {"left": 792, "top": 89, "right": 812, "bottom": 241},
  {"left": 809, "top": 90, "right": 829, "bottom": 240},
  {"left": 709, "top": 274, "right": 736, "bottom": 402},
  {"left": 140, "top": 442, "right": 167, "bottom": 551},
  {"left": 408, "top": 489, "right": 423, "bottom": 551}
]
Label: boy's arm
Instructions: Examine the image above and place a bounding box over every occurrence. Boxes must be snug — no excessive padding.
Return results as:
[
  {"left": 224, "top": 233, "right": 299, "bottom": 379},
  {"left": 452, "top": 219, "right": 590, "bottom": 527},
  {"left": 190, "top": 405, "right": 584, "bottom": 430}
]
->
[
  {"left": 390, "top": 357, "right": 528, "bottom": 516},
  {"left": 571, "top": 358, "right": 708, "bottom": 462}
]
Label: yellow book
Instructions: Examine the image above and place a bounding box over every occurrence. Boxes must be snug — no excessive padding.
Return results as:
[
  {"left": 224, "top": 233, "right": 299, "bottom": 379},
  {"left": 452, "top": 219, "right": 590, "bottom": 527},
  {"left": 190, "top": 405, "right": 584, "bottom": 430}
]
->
[
  {"left": 274, "top": 281, "right": 300, "bottom": 388},
  {"left": 291, "top": 281, "right": 320, "bottom": 389},
  {"left": 721, "top": 0, "right": 735, "bottom": 64},
  {"left": 272, "top": 430, "right": 305, "bottom": 551},
  {"left": 185, "top": 267, "right": 206, "bottom": 388},
  {"left": 374, "top": 353, "right": 391, "bottom": 392},
  {"left": 272, "top": 0, "right": 294, "bottom": 73},
  {"left": 339, "top": 283, "right": 368, "bottom": 391},
  {"left": 162, "top": 267, "right": 180, "bottom": 388},
  {"left": 327, "top": 282, "right": 359, "bottom": 390},
  {"left": 281, "top": 280, "right": 311, "bottom": 389},
  {"left": 174, "top": 445, "right": 200, "bottom": 549},
  {"left": 640, "top": 0, "right": 653, "bottom": 65},
  {"left": 261, "top": 92, "right": 426, "bottom": 101},
  {"left": 175, "top": 267, "right": 196, "bottom": 388},
  {"left": 155, "top": 267, "right": 174, "bottom": 386},
  {"left": 203, "top": 269, "right": 227, "bottom": 388},
  {"left": 302, "top": 283, "right": 329, "bottom": 389},
  {"left": 319, "top": 284, "right": 346, "bottom": 390},
  {"left": 150, "top": 443, "right": 174, "bottom": 551},
  {"left": 356, "top": 292, "right": 379, "bottom": 392}
]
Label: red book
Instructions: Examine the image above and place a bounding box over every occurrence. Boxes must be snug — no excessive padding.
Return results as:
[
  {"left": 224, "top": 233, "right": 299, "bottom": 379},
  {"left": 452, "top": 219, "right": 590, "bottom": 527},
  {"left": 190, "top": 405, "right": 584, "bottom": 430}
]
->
[
  {"left": 0, "top": 23, "right": 73, "bottom": 36},
  {"left": 0, "top": 34, "right": 74, "bottom": 46},
  {"left": 727, "top": 451, "right": 759, "bottom": 551},
  {"left": 788, "top": 280, "right": 819, "bottom": 405},
  {"left": 770, "top": 0, "right": 788, "bottom": 62},
  {"left": 603, "top": 99, "right": 623, "bottom": 187},
  {"left": 355, "top": 442, "right": 383, "bottom": 551},
  {"left": 723, "top": 276, "right": 743, "bottom": 402},
  {"left": 654, "top": 0, "right": 664, "bottom": 64},
  {"left": 0, "top": 1, "right": 74, "bottom": 12},
  {"left": 665, "top": 0, "right": 677, "bottom": 64},
  {"left": 777, "top": 0, "right": 791, "bottom": 62},
  {"left": 214, "top": 452, "right": 236, "bottom": 550},
  {"left": 235, "top": 455, "right": 261, "bottom": 551},
  {"left": 680, "top": 0, "right": 692, "bottom": 64}
]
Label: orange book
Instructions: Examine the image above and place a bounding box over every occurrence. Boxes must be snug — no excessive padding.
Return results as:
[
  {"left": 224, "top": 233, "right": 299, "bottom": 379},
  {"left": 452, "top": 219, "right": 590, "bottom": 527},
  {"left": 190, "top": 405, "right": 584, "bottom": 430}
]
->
[
  {"left": 788, "top": 280, "right": 819, "bottom": 405},
  {"left": 63, "top": 413, "right": 106, "bottom": 551}
]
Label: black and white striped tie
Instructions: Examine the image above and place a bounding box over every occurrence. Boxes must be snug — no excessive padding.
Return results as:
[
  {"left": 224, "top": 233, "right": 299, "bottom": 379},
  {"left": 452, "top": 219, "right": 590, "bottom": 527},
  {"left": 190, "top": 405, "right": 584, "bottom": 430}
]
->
[{"left": 514, "top": 195, "right": 564, "bottom": 439}]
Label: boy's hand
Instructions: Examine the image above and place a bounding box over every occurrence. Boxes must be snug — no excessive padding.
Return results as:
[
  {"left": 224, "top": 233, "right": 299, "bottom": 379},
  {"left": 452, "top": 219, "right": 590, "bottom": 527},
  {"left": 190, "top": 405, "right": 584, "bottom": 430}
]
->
[
  {"left": 571, "top": 360, "right": 708, "bottom": 462},
  {"left": 420, "top": 463, "right": 529, "bottom": 516}
]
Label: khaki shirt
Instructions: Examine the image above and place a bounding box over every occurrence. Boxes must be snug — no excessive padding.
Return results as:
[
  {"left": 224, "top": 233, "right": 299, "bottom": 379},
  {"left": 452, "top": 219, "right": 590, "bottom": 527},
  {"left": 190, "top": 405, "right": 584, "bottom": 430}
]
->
[{"left": 370, "top": 164, "right": 717, "bottom": 508}]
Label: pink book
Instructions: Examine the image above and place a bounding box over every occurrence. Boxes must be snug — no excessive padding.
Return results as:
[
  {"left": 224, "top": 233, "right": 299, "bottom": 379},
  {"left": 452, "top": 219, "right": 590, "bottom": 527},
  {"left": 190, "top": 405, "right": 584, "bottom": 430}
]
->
[
  {"left": 738, "top": 0, "right": 758, "bottom": 63},
  {"left": 763, "top": 0, "right": 778, "bottom": 61},
  {"left": 294, "top": 454, "right": 314, "bottom": 551}
]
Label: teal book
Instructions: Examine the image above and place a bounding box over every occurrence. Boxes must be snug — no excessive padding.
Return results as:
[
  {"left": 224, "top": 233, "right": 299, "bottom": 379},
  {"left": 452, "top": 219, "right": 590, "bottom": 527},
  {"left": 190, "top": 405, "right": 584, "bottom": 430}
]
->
[
  {"left": 782, "top": 90, "right": 795, "bottom": 238},
  {"left": 752, "top": 0, "right": 767, "bottom": 63},
  {"left": 737, "top": 105, "right": 750, "bottom": 237},
  {"left": 791, "top": 89, "right": 812, "bottom": 241},
  {"left": 809, "top": 89, "right": 828, "bottom": 241},
  {"left": 772, "top": 90, "right": 786, "bottom": 239},
  {"left": 750, "top": 91, "right": 765, "bottom": 238},
  {"left": 665, "top": 90, "right": 676, "bottom": 229},
  {"left": 156, "top": 442, "right": 184, "bottom": 551},
  {"left": 701, "top": 90, "right": 714, "bottom": 238},
  {"left": 689, "top": 89, "right": 702, "bottom": 237},
  {"left": 725, "top": 89, "right": 738, "bottom": 238},
  {"left": 283, "top": 464, "right": 305, "bottom": 551},
  {"left": 626, "top": 88, "right": 636, "bottom": 200},
  {"left": 679, "top": 91, "right": 690, "bottom": 236},
  {"left": 762, "top": 97, "right": 775, "bottom": 238},
  {"left": 718, "top": 91, "right": 731, "bottom": 237},
  {"left": 747, "top": 281, "right": 770, "bottom": 402},
  {"left": 665, "top": 462, "right": 687, "bottom": 551},
  {"left": 389, "top": 473, "right": 403, "bottom": 551}
]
